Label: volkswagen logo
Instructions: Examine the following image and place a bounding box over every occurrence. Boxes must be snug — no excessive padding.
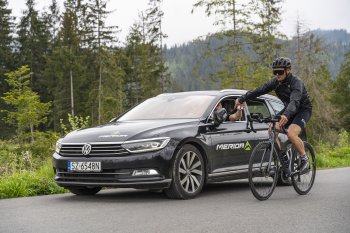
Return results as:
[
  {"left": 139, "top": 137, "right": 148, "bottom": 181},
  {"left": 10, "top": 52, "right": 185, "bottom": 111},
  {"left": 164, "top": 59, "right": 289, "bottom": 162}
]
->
[{"left": 82, "top": 143, "right": 92, "bottom": 156}]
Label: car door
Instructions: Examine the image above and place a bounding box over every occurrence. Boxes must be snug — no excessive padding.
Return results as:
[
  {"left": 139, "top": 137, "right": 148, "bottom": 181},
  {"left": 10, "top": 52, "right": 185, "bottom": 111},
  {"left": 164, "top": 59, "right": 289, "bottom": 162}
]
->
[
  {"left": 206, "top": 97, "right": 254, "bottom": 173},
  {"left": 245, "top": 98, "right": 271, "bottom": 152}
]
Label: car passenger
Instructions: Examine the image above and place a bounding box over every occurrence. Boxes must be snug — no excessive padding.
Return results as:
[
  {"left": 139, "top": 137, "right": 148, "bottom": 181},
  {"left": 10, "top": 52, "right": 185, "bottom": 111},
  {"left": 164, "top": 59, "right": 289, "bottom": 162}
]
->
[{"left": 215, "top": 101, "right": 243, "bottom": 122}]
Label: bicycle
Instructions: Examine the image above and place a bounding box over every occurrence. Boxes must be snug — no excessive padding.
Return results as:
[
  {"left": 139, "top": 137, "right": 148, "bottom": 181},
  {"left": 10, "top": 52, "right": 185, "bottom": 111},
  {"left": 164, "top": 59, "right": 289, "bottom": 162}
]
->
[{"left": 247, "top": 113, "right": 316, "bottom": 201}]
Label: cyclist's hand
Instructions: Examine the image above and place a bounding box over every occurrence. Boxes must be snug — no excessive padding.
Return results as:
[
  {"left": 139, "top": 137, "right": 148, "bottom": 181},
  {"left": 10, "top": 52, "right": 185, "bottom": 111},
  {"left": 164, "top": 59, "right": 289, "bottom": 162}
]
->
[
  {"left": 279, "top": 115, "right": 288, "bottom": 126},
  {"left": 235, "top": 98, "right": 245, "bottom": 110}
]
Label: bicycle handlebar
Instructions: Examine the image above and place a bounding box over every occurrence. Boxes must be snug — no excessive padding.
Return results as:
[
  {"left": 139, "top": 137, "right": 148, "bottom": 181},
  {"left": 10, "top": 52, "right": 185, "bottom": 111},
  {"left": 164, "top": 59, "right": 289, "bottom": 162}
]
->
[{"left": 247, "top": 114, "right": 284, "bottom": 133}]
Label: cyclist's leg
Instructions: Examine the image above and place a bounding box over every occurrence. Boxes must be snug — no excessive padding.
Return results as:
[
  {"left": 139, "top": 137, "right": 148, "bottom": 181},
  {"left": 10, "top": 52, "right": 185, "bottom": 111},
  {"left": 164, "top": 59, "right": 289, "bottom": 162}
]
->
[
  {"left": 287, "top": 109, "right": 312, "bottom": 173},
  {"left": 270, "top": 111, "right": 292, "bottom": 175},
  {"left": 272, "top": 123, "right": 292, "bottom": 176},
  {"left": 287, "top": 124, "right": 304, "bottom": 155}
]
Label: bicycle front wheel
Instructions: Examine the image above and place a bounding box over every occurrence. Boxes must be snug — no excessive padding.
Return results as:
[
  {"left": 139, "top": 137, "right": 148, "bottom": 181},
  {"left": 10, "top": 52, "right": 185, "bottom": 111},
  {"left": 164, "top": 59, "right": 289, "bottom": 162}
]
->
[
  {"left": 248, "top": 142, "right": 279, "bottom": 201},
  {"left": 291, "top": 142, "right": 316, "bottom": 195}
]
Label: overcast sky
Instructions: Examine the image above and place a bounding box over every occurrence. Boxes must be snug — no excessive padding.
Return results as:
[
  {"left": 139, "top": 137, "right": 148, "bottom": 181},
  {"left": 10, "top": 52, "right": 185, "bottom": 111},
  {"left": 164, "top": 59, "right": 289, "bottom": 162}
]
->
[{"left": 8, "top": 0, "right": 350, "bottom": 46}]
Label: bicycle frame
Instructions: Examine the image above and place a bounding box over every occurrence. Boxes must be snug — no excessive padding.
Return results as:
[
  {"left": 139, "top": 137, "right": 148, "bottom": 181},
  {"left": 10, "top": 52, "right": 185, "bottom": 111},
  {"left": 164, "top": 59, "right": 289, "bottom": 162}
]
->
[{"left": 262, "top": 123, "right": 276, "bottom": 175}]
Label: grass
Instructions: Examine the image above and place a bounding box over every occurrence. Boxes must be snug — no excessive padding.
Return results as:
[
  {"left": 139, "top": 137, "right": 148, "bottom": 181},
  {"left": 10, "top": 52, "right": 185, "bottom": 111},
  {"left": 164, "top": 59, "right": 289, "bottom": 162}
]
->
[
  {"left": 0, "top": 159, "right": 66, "bottom": 199},
  {"left": 317, "top": 147, "right": 350, "bottom": 168}
]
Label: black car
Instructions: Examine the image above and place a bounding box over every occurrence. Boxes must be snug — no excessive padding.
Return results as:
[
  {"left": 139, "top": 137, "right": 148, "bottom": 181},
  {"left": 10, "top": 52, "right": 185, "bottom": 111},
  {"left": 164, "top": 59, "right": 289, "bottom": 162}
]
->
[{"left": 53, "top": 89, "right": 291, "bottom": 199}]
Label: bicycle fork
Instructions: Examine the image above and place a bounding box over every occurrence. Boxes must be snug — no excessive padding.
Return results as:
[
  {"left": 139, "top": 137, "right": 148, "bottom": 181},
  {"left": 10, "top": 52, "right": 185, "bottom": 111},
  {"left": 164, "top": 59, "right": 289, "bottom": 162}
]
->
[{"left": 259, "top": 140, "right": 276, "bottom": 177}]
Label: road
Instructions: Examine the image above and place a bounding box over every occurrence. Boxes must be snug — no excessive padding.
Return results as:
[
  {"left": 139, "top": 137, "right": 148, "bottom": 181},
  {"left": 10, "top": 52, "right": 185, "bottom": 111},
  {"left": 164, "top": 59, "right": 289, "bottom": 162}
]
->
[{"left": 1, "top": 167, "right": 349, "bottom": 233}]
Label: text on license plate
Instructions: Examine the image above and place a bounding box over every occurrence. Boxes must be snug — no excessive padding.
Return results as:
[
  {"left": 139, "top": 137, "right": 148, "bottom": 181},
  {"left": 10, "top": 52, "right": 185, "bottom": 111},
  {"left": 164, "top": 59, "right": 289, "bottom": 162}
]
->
[{"left": 68, "top": 161, "right": 101, "bottom": 172}]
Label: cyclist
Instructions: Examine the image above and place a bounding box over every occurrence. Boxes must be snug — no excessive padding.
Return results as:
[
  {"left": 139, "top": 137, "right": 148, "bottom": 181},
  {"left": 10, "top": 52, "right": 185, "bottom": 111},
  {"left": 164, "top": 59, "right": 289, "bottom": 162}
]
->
[{"left": 235, "top": 57, "right": 312, "bottom": 176}]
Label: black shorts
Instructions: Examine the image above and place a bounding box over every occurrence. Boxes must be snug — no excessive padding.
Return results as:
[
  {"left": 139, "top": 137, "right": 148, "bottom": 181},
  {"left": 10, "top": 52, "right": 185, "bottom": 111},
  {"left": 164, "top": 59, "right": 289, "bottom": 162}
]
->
[{"left": 277, "top": 108, "right": 312, "bottom": 129}]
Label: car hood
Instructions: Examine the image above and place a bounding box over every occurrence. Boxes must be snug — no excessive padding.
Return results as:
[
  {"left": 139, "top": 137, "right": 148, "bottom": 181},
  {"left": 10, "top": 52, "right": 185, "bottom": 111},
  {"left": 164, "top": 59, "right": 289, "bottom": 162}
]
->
[{"left": 61, "top": 119, "right": 199, "bottom": 143}]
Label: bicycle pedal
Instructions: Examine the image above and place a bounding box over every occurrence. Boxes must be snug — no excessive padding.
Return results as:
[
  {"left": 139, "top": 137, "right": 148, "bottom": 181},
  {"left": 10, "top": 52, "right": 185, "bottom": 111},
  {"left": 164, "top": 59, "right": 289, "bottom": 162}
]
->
[{"left": 289, "top": 171, "right": 299, "bottom": 177}]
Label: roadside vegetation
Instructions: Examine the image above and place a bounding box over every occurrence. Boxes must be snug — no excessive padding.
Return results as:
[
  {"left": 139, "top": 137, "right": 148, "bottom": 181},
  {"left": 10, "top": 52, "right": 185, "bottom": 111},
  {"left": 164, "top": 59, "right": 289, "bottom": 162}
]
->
[
  {"left": 0, "top": 134, "right": 67, "bottom": 199},
  {"left": 316, "top": 130, "right": 350, "bottom": 168}
]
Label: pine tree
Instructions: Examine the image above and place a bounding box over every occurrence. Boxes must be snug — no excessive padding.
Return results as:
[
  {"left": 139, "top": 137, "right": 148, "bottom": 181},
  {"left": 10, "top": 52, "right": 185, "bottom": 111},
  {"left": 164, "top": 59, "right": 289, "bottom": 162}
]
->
[
  {"left": 123, "top": 2, "right": 170, "bottom": 109},
  {"left": 192, "top": 0, "right": 285, "bottom": 89},
  {"left": 292, "top": 24, "right": 337, "bottom": 143},
  {"left": 0, "top": 0, "right": 16, "bottom": 138},
  {"left": 43, "top": 4, "right": 85, "bottom": 130},
  {"left": 249, "top": 0, "right": 284, "bottom": 66},
  {"left": 17, "top": 0, "right": 50, "bottom": 93},
  {"left": 78, "top": 0, "right": 119, "bottom": 124},
  {"left": 334, "top": 51, "right": 350, "bottom": 131},
  {"left": 1, "top": 66, "right": 51, "bottom": 142},
  {"left": 144, "top": 0, "right": 170, "bottom": 92},
  {"left": 0, "top": 0, "right": 14, "bottom": 74},
  {"left": 42, "top": 0, "right": 61, "bottom": 47},
  {"left": 192, "top": 0, "right": 256, "bottom": 89}
]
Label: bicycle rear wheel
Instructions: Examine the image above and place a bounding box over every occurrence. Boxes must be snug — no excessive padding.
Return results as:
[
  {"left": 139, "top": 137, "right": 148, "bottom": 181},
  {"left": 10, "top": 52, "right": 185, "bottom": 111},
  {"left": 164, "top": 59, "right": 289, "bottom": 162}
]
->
[
  {"left": 291, "top": 142, "right": 316, "bottom": 195},
  {"left": 248, "top": 142, "right": 279, "bottom": 201}
]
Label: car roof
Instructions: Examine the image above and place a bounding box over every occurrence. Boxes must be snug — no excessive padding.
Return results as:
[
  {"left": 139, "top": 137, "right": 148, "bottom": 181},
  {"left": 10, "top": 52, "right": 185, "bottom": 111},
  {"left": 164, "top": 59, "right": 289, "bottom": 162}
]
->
[{"left": 157, "top": 89, "right": 281, "bottom": 102}]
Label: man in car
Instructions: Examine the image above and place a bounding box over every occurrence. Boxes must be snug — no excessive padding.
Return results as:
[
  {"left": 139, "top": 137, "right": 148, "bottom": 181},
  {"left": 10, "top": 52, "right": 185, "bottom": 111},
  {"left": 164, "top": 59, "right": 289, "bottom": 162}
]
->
[
  {"left": 235, "top": 57, "right": 312, "bottom": 176},
  {"left": 215, "top": 101, "right": 243, "bottom": 122}
]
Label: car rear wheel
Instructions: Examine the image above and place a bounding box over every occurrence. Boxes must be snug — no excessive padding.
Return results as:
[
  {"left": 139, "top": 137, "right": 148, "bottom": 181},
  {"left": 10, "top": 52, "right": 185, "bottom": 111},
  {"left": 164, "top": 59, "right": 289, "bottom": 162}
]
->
[
  {"left": 68, "top": 187, "right": 102, "bottom": 195},
  {"left": 164, "top": 144, "right": 205, "bottom": 199}
]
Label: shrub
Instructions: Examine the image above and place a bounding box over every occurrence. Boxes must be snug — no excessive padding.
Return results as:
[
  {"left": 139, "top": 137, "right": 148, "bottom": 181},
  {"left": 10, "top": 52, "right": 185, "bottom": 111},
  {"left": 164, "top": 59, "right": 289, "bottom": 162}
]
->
[
  {"left": 0, "top": 132, "right": 59, "bottom": 176},
  {"left": 0, "top": 160, "right": 66, "bottom": 199},
  {"left": 316, "top": 129, "right": 350, "bottom": 168}
]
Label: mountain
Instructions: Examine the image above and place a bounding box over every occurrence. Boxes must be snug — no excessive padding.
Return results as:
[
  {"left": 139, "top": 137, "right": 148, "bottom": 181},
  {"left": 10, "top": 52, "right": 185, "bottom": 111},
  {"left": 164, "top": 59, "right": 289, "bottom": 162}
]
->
[
  {"left": 312, "top": 29, "right": 350, "bottom": 77},
  {"left": 165, "top": 29, "right": 350, "bottom": 91}
]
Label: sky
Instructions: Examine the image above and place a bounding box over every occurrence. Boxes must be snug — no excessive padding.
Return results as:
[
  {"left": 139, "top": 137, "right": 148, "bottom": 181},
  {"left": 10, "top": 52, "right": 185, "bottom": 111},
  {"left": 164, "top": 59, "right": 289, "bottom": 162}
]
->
[{"left": 8, "top": 0, "right": 350, "bottom": 47}]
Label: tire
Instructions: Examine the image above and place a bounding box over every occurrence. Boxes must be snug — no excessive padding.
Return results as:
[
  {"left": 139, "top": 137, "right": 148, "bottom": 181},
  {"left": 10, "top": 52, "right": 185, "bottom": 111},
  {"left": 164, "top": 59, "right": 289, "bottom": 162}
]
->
[
  {"left": 248, "top": 142, "right": 279, "bottom": 201},
  {"left": 291, "top": 142, "right": 316, "bottom": 195},
  {"left": 68, "top": 187, "right": 102, "bottom": 195},
  {"left": 164, "top": 144, "right": 205, "bottom": 199}
]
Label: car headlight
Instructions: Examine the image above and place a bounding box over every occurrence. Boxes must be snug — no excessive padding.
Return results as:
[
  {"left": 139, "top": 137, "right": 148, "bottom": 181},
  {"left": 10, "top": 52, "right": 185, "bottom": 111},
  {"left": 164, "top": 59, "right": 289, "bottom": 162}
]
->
[
  {"left": 55, "top": 141, "right": 62, "bottom": 154},
  {"left": 122, "top": 137, "right": 170, "bottom": 153}
]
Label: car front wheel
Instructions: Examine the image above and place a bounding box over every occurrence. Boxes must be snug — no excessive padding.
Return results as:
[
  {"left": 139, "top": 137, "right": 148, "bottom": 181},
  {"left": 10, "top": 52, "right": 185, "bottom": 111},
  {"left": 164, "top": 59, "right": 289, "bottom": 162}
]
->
[{"left": 164, "top": 144, "right": 205, "bottom": 199}]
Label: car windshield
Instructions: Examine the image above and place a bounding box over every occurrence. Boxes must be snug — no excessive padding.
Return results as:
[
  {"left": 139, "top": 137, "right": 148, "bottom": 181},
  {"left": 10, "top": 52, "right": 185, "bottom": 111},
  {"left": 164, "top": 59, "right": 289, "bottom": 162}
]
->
[{"left": 118, "top": 95, "right": 215, "bottom": 120}]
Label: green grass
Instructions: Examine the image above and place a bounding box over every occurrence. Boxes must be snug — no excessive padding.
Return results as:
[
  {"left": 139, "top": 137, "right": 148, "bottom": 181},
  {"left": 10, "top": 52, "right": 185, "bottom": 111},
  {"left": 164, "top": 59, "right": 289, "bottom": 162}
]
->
[
  {"left": 0, "top": 160, "right": 66, "bottom": 199},
  {"left": 317, "top": 147, "right": 350, "bottom": 168}
]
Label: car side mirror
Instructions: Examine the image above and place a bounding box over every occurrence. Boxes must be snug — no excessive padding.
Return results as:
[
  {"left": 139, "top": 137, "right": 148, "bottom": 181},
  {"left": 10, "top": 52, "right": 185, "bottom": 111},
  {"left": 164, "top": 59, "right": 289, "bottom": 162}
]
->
[
  {"left": 213, "top": 108, "right": 227, "bottom": 127},
  {"left": 250, "top": 112, "right": 263, "bottom": 120}
]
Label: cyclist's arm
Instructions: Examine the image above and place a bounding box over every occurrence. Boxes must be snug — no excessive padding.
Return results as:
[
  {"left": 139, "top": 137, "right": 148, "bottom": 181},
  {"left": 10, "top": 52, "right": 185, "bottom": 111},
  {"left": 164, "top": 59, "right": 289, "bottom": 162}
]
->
[
  {"left": 282, "top": 78, "right": 303, "bottom": 119},
  {"left": 238, "top": 78, "right": 277, "bottom": 103}
]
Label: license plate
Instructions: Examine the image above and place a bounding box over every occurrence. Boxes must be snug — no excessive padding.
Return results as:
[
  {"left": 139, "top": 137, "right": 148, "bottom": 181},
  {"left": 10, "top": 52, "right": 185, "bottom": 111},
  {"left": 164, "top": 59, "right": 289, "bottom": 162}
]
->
[{"left": 68, "top": 161, "right": 101, "bottom": 172}]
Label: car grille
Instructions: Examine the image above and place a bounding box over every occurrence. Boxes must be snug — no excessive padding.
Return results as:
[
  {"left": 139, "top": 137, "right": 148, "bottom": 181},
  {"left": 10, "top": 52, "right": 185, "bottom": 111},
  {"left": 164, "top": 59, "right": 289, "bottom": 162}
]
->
[
  {"left": 55, "top": 168, "right": 131, "bottom": 183},
  {"left": 59, "top": 143, "right": 130, "bottom": 157}
]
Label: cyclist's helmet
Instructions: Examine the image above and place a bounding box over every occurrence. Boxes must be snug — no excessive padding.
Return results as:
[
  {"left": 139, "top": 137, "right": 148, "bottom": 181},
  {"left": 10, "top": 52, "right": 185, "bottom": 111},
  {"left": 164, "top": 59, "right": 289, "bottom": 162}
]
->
[{"left": 272, "top": 57, "right": 292, "bottom": 69}]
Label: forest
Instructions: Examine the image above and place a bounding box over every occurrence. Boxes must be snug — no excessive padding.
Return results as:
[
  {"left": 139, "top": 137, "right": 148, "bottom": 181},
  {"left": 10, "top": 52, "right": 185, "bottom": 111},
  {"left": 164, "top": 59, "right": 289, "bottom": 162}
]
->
[{"left": 0, "top": 0, "right": 349, "bottom": 198}]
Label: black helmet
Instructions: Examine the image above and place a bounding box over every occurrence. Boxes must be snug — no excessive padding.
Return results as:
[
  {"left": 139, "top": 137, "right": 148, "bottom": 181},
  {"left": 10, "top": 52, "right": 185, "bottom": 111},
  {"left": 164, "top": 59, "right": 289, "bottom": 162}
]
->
[{"left": 272, "top": 57, "right": 292, "bottom": 69}]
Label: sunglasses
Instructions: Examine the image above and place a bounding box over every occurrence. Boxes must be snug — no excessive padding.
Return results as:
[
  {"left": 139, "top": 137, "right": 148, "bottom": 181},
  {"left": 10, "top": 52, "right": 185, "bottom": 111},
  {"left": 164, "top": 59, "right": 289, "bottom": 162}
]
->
[{"left": 273, "top": 70, "right": 285, "bottom": 75}]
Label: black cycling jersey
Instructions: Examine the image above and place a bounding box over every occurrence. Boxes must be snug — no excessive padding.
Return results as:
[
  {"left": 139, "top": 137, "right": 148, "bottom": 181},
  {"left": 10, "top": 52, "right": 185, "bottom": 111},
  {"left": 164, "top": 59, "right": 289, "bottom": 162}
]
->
[{"left": 239, "top": 73, "right": 312, "bottom": 120}]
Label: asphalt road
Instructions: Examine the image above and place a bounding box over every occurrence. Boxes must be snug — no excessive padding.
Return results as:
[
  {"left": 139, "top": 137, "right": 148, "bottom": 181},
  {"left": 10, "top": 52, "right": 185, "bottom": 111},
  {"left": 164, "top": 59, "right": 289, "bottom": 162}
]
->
[{"left": 1, "top": 167, "right": 349, "bottom": 233}]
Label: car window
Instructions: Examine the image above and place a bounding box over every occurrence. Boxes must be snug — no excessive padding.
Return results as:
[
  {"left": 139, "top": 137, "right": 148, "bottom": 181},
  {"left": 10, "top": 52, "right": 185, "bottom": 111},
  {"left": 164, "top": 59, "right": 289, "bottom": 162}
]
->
[
  {"left": 247, "top": 100, "right": 271, "bottom": 118},
  {"left": 269, "top": 100, "right": 285, "bottom": 115},
  {"left": 118, "top": 95, "right": 216, "bottom": 120},
  {"left": 209, "top": 97, "right": 246, "bottom": 122}
]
